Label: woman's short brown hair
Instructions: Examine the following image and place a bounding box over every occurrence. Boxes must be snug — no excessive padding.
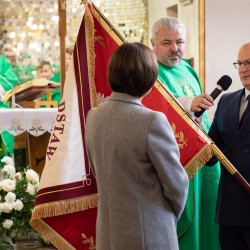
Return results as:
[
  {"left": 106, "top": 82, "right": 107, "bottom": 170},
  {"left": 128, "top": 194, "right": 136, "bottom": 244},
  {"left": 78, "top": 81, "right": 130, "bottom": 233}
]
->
[{"left": 107, "top": 42, "right": 158, "bottom": 97}]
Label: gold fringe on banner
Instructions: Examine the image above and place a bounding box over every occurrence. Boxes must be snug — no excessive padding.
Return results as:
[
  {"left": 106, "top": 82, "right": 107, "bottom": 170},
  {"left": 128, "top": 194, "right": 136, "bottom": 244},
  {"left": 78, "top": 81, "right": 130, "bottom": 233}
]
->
[
  {"left": 31, "top": 219, "right": 75, "bottom": 250},
  {"left": 31, "top": 193, "right": 98, "bottom": 220},
  {"left": 75, "top": 4, "right": 98, "bottom": 109},
  {"left": 84, "top": 4, "right": 98, "bottom": 108},
  {"left": 30, "top": 193, "right": 98, "bottom": 249},
  {"left": 184, "top": 144, "right": 213, "bottom": 179}
]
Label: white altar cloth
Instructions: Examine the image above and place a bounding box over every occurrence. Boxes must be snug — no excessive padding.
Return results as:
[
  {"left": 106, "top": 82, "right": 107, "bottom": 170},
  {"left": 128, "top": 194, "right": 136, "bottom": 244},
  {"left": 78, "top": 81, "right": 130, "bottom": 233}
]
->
[{"left": 0, "top": 108, "right": 57, "bottom": 136}]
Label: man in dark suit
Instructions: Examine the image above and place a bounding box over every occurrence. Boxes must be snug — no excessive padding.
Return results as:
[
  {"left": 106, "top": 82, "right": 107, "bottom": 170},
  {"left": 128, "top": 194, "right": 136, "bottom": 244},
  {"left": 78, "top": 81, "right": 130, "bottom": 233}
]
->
[{"left": 208, "top": 42, "right": 250, "bottom": 250}]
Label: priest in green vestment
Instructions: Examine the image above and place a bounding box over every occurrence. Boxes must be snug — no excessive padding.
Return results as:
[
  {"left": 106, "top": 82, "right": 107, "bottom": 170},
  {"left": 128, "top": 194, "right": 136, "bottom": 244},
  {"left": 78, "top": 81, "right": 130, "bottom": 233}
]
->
[
  {"left": 0, "top": 55, "right": 18, "bottom": 158},
  {"left": 151, "top": 17, "right": 220, "bottom": 250}
]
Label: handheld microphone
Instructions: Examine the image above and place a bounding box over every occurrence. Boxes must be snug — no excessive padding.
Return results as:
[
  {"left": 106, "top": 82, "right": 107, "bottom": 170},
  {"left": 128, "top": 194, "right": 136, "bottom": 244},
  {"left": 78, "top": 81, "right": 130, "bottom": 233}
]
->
[
  {"left": 194, "top": 75, "right": 232, "bottom": 118},
  {"left": 0, "top": 74, "right": 16, "bottom": 109}
]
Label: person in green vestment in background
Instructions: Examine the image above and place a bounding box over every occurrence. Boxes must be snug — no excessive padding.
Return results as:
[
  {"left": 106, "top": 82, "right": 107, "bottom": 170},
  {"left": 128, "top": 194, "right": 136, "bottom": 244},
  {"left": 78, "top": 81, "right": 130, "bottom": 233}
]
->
[
  {"left": 37, "top": 60, "right": 61, "bottom": 105},
  {"left": 0, "top": 54, "right": 18, "bottom": 158},
  {"left": 151, "top": 17, "right": 220, "bottom": 250},
  {"left": 38, "top": 47, "right": 73, "bottom": 106}
]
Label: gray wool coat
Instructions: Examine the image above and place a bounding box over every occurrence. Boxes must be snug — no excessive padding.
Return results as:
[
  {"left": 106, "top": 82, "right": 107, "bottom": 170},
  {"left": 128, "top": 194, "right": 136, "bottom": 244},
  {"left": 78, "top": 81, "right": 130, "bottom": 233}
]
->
[{"left": 85, "top": 92, "right": 189, "bottom": 250}]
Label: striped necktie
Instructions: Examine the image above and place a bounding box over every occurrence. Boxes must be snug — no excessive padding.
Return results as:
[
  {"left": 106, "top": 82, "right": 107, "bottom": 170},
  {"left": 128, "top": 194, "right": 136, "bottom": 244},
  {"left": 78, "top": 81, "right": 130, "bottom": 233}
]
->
[{"left": 239, "top": 95, "right": 250, "bottom": 127}]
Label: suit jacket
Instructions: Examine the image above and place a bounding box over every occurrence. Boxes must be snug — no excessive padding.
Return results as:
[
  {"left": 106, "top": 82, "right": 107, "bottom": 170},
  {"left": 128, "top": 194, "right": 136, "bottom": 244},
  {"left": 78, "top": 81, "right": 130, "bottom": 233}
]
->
[
  {"left": 208, "top": 88, "right": 250, "bottom": 227},
  {"left": 85, "top": 92, "right": 189, "bottom": 250}
]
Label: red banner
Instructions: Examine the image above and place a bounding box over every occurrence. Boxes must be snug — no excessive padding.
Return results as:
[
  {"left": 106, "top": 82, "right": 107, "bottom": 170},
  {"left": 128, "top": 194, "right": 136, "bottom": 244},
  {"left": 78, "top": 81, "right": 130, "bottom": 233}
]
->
[
  {"left": 142, "top": 83, "right": 212, "bottom": 177},
  {"left": 30, "top": 4, "right": 122, "bottom": 249},
  {"left": 31, "top": 3, "right": 213, "bottom": 249}
]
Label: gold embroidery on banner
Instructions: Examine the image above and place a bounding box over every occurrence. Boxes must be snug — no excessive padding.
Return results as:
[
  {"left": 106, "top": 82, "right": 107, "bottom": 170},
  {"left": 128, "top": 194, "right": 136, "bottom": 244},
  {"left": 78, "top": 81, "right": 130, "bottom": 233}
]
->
[
  {"left": 83, "top": 175, "right": 92, "bottom": 186},
  {"left": 171, "top": 122, "right": 187, "bottom": 149},
  {"left": 85, "top": 5, "right": 98, "bottom": 108},
  {"left": 36, "top": 185, "right": 84, "bottom": 198},
  {"left": 82, "top": 233, "right": 96, "bottom": 249},
  {"left": 95, "top": 36, "right": 105, "bottom": 48}
]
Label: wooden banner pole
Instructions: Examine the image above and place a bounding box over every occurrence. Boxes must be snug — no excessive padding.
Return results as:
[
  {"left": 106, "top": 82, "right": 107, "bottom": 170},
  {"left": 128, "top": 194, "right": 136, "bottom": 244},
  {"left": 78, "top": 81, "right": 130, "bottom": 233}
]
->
[
  {"left": 58, "top": 0, "right": 66, "bottom": 98},
  {"left": 211, "top": 143, "right": 250, "bottom": 195}
]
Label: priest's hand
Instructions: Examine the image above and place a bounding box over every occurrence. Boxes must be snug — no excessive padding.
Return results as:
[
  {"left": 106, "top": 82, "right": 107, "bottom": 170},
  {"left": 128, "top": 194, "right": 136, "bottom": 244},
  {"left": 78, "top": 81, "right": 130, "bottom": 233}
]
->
[{"left": 191, "top": 93, "right": 214, "bottom": 112}]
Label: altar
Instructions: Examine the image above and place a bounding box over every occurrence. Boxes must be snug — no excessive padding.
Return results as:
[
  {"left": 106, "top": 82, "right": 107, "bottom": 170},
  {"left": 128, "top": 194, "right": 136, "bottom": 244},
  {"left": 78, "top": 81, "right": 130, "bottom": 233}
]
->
[{"left": 0, "top": 108, "right": 58, "bottom": 176}]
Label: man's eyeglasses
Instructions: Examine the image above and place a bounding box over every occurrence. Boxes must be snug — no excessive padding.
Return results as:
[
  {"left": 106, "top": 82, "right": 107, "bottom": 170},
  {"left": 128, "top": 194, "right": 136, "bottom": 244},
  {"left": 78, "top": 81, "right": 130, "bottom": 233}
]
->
[{"left": 233, "top": 60, "right": 250, "bottom": 69}]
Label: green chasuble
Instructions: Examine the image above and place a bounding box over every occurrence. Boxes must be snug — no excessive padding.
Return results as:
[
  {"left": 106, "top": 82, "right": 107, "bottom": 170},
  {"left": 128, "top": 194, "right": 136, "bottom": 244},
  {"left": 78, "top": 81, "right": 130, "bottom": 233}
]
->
[
  {"left": 44, "top": 73, "right": 61, "bottom": 106},
  {"left": 158, "top": 60, "right": 220, "bottom": 250},
  {"left": 0, "top": 55, "right": 18, "bottom": 158}
]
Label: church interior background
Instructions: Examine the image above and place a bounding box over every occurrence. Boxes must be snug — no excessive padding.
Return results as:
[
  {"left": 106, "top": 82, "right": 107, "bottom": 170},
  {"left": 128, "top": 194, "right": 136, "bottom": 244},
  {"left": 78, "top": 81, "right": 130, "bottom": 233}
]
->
[
  {"left": 0, "top": 0, "right": 149, "bottom": 86},
  {"left": 1, "top": 0, "right": 249, "bottom": 248}
]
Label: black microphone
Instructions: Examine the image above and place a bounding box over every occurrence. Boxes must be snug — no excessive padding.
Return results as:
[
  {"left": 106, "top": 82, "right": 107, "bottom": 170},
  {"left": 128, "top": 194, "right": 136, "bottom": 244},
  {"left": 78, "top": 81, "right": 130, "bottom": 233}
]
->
[{"left": 194, "top": 75, "right": 232, "bottom": 117}]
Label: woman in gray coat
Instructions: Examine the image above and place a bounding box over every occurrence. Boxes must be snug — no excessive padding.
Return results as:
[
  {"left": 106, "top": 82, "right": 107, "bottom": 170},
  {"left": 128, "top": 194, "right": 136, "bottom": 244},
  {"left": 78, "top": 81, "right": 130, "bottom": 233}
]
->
[{"left": 85, "top": 42, "right": 189, "bottom": 250}]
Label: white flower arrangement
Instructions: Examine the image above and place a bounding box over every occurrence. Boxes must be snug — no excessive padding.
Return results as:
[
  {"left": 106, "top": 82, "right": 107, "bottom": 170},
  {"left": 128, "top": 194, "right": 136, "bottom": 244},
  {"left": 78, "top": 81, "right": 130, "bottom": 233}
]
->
[{"left": 0, "top": 156, "right": 40, "bottom": 247}]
